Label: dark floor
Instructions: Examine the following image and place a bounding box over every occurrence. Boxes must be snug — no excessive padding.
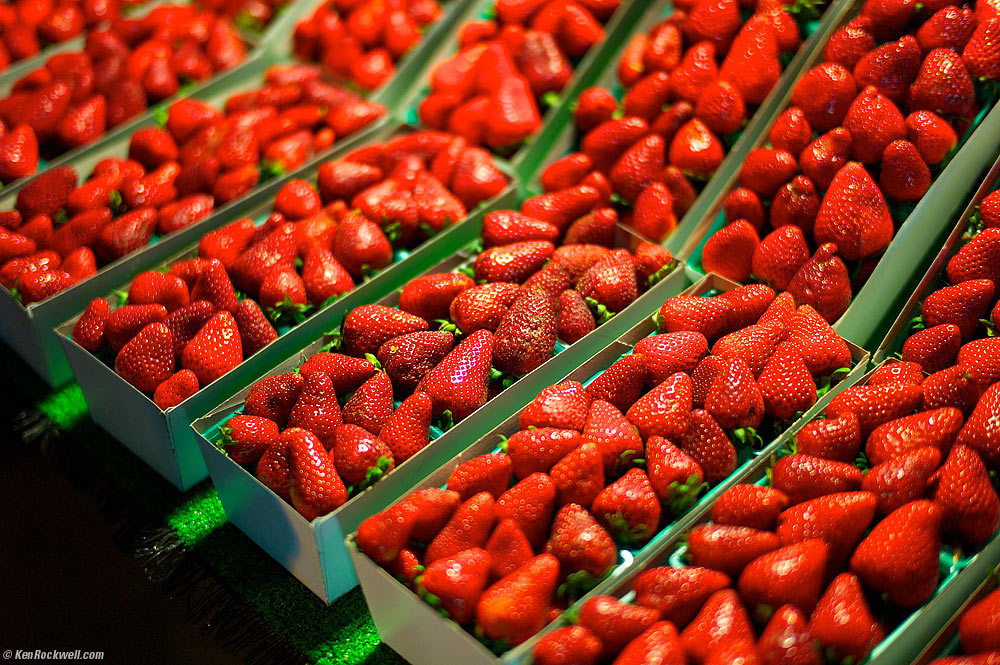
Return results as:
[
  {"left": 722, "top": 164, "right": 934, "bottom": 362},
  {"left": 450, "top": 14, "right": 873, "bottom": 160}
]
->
[{"left": 0, "top": 379, "right": 246, "bottom": 665}]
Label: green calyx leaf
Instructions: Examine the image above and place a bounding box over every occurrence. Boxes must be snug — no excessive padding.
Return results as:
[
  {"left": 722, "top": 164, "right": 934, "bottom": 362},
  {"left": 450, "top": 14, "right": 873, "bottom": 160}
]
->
[
  {"left": 320, "top": 293, "right": 344, "bottom": 310},
  {"left": 648, "top": 259, "right": 679, "bottom": 287},
  {"left": 364, "top": 353, "right": 383, "bottom": 371},
  {"left": 436, "top": 319, "right": 461, "bottom": 335},
  {"left": 731, "top": 426, "right": 764, "bottom": 450},
  {"left": 216, "top": 425, "right": 234, "bottom": 453},
  {"left": 489, "top": 367, "right": 505, "bottom": 382},
  {"left": 434, "top": 409, "right": 455, "bottom": 431},
  {"left": 455, "top": 264, "right": 475, "bottom": 278},
  {"left": 53, "top": 208, "right": 69, "bottom": 224},
  {"left": 542, "top": 91, "right": 562, "bottom": 108},
  {"left": 260, "top": 160, "right": 286, "bottom": 181},
  {"left": 604, "top": 511, "right": 651, "bottom": 549},
  {"left": 584, "top": 297, "right": 615, "bottom": 324},
  {"left": 667, "top": 474, "right": 709, "bottom": 516},
  {"left": 266, "top": 296, "right": 313, "bottom": 326},
  {"left": 465, "top": 238, "right": 484, "bottom": 255},
  {"left": 359, "top": 455, "right": 393, "bottom": 490},
  {"left": 383, "top": 221, "right": 403, "bottom": 245},
  {"left": 651, "top": 311, "right": 665, "bottom": 330},
  {"left": 108, "top": 190, "right": 125, "bottom": 215}
]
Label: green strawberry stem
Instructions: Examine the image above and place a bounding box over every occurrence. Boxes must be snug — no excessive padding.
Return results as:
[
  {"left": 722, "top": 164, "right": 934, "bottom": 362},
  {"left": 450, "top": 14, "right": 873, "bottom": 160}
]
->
[
  {"left": 542, "top": 91, "right": 562, "bottom": 108},
  {"left": 112, "top": 289, "right": 129, "bottom": 306},
  {"left": 731, "top": 427, "right": 763, "bottom": 450},
  {"left": 216, "top": 425, "right": 234, "bottom": 453},
  {"left": 604, "top": 511, "right": 651, "bottom": 549},
  {"left": 854, "top": 450, "right": 871, "bottom": 472},
  {"left": 433, "top": 410, "right": 455, "bottom": 431},
  {"left": 667, "top": 474, "right": 709, "bottom": 516},
  {"left": 320, "top": 293, "right": 343, "bottom": 310},
  {"left": 383, "top": 221, "right": 403, "bottom": 245},
  {"left": 260, "top": 160, "right": 285, "bottom": 181},
  {"left": 360, "top": 455, "right": 393, "bottom": 490},
  {"left": 363, "top": 353, "right": 383, "bottom": 371},
  {"left": 266, "top": 296, "right": 313, "bottom": 326},
  {"left": 558, "top": 569, "right": 611, "bottom": 603},
  {"left": 436, "top": 319, "right": 461, "bottom": 335},
  {"left": 585, "top": 297, "right": 615, "bottom": 325},
  {"left": 648, "top": 260, "right": 679, "bottom": 287},
  {"left": 53, "top": 208, "right": 69, "bottom": 224},
  {"left": 455, "top": 264, "right": 475, "bottom": 278},
  {"left": 473, "top": 628, "right": 510, "bottom": 657}
]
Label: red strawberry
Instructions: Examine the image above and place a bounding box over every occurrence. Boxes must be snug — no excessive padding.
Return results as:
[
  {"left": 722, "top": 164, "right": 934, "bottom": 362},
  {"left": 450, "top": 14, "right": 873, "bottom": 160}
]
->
[
  {"left": 959, "top": 588, "right": 1000, "bottom": 654},
  {"left": 425, "top": 492, "right": 497, "bottom": 565},
  {"left": 880, "top": 139, "right": 931, "bottom": 202},
  {"left": 577, "top": 249, "right": 639, "bottom": 315},
  {"left": 493, "top": 290, "right": 558, "bottom": 376},
  {"left": 769, "top": 107, "right": 813, "bottom": 157},
  {"left": 668, "top": 119, "right": 724, "bottom": 179},
  {"left": 771, "top": 454, "right": 862, "bottom": 504},
  {"left": 95, "top": 207, "right": 157, "bottom": 263},
  {"left": 591, "top": 468, "right": 661, "bottom": 546},
  {"left": 230, "top": 222, "right": 297, "bottom": 296},
  {"left": 153, "top": 369, "right": 199, "bottom": 410},
  {"left": 105, "top": 304, "right": 169, "bottom": 352},
  {"left": 723, "top": 188, "right": 766, "bottom": 230},
  {"left": 401, "top": 487, "right": 462, "bottom": 545},
  {"left": 711, "top": 483, "right": 789, "bottom": 530},
  {"left": 180, "top": 310, "right": 243, "bottom": 386},
  {"left": 632, "top": 566, "right": 731, "bottom": 626},
  {"left": 610, "top": 134, "right": 666, "bottom": 203},
  {"left": 922, "top": 279, "right": 993, "bottom": 340},
  {"left": 669, "top": 41, "right": 719, "bottom": 104},
  {"left": 869, "top": 360, "right": 924, "bottom": 386},
  {"left": 719, "top": 16, "right": 781, "bottom": 105},
  {"left": 496, "top": 472, "right": 556, "bottom": 550},
  {"left": 287, "top": 428, "right": 347, "bottom": 520},
  {"left": 705, "top": 357, "right": 763, "bottom": 430},
  {"left": 862, "top": 447, "right": 941, "bottom": 516},
  {"left": 687, "top": 523, "right": 781, "bottom": 578},
  {"left": 777, "top": 491, "right": 877, "bottom": 573},
  {"left": 356, "top": 501, "right": 419, "bottom": 565},
  {"left": 752, "top": 226, "right": 810, "bottom": 290},
  {"left": 905, "top": 111, "right": 957, "bottom": 166},
  {"left": 626, "top": 371, "right": 693, "bottom": 442},
  {"left": 15, "top": 166, "right": 76, "bottom": 219},
  {"left": 243, "top": 372, "right": 304, "bottom": 428},
  {"left": 739, "top": 148, "right": 798, "bottom": 198},
  {"left": 758, "top": 605, "right": 822, "bottom": 665},
  {"left": 623, "top": 72, "right": 673, "bottom": 122},
  {"left": 418, "top": 548, "right": 491, "bottom": 625},
  {"left": 476, "top": 554, "right": 559, "bottom": 646},
  {"left": 550, "top": 443, "right": 605, "bottom": 508},
  {"left": 795, "top": 412, "right": 861, "bottom": 462},
  {"left": 853, "top": 36, "right": 921, "bottom": 105},
  {"left": 645, "top": 435, "right": 704, "bottom": 510},
  {"left": 813, "top": 163, "right": 893, "bottom": 262},
  {"left": 738, "top": 539, "right": 829, "bottom": 615},
  {"left": 901, "top": 323, "right": 961, "bottom": 373},
  {"left": 824, "top": 16, "right": 876, "bottom": 68},
  {"left": 474, "top": 240, "right": 554, "bottom": 284},
  {"left": 532, "top": 625, "right": 602, "bottom": 665},
  {"left": 908, "top": 48, "right": 975, "bottom": 117},
  {"left": 865, "top": 406, "right": 963, "bottom": 466},
  {"left": 558, "top": 290, "right": 597, "bottom": 343},
  {"left": 114, "top": 322, "right": 174, "bottom": 393},
  {"left": 574, "top": 87, "right": 618, "bottom": 133},
  {"left": 448, "top": 282, "right": 521, "bottom": 334},
  {"left": 679, "top": 589, "right": 754, "bottom": 663},
  {"left": 809, "top": 573, "right": 886, "bottom": 662},
  {"left": 631, "top": 182, "right": 677, "bottom": 243},
  {"left": 695, "top": 80, "right": 745, "bottom": 136},
  {"left": 679, "top": 408, "right": 738, "bottom": 484},
  {"left": 129, "top": 271, "right": 190, "bottom": 312},
  {"left": 379, "top": 391, "right": 432, "bottom": 463},
  {"left": 522, "top": 185, "right": 602, "bottom": 233},
  {"left": 702, "top": 220, "right": 759, "bottom": 283},
  {"left": 850, "top": 500, "right": 942, "bottom": 607},
  {"left": 330, "top": 424, "right": 394, "bottom": 489},
  {"left": 635, "top": 332, "right": 708, "bottom": 386},
  {"left": 416, "top": 329, "right": 494, "bottom": 422},
  {"left": 787, "top": 243, "right": 852, "bottom": 323},
  {"left": 963, "top": 17, "right": 1000, "bottom": 80},
  {"left": 232, "top": 299, "right": 277, "bottom": 357},
  {"left": 923, "top": 365, "right": 980, "bottom": 415},
  {"left": 446, "top": 452, "right": 512, "bottom": 501},
  {"left": 758, "top": 346, "right": 817, "bottom": 420},
  {"left": 791, "top": 63, "right": 857, "bottom": 133},
  {"left": 520, "top": 380, "right": 592, "bottom": 432},
  {"left": 578, "top": 595, "right": 661, "bottom": 662},
  {"left": 800, "top": 127, "right": 853, "bottom": 191},
  {"left": 219, "top": 415, "right": 278, "bottom": 466},
  {"left": 72, "top": 297, "right": 111, "bottom": 353},
  {"left": 932, "top": 444, "right": 1000, "bottom": 547}
]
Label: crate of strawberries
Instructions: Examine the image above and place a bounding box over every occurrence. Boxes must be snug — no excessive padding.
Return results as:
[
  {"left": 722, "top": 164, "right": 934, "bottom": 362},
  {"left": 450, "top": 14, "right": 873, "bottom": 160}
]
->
[
  {"left": 402, "top": 0, "right": 652, "bottom": 175},
  {"left": 684, "top": 0, "right": 1000, "bottom": 350},
  {"left": 520, "top": 355, "right": 1000, "bottom": 665},
  {"left": 0, "top": 54, "right": 390, "bottom": 387},
  {"left": 188, "top": 175, "right": 688, "bottom": 602},
  {"left": 522, "top": 0, "right": 845, "bottom": 253},
  {"left": 342, "top": 275, "right": 868, "bottom": 665},
  {"left": 53, "top": 125, "right": 514, "bottom": 490}
]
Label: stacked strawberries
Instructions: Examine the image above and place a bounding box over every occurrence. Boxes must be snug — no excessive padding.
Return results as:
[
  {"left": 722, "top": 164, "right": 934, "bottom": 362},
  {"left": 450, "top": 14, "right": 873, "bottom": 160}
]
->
[
  {"left": 0, "top": 3, "right": 248, "bottom": 184},
  {"left": 930, "top": 586, "right": 1000, "bottom": 664},
  {"left": 0, "top": 0, "right": 138, "bottom": 71},
  {"left": 534, "top": 0, "right": 814, "bottom": 244},
  {"left": 293, "top": 0, "right": 446, "bottom": 91},
  {"left": 65, "top": 130, "right": 508, "bottom": 408},
  {"left": 0, "top": 64, "right": 384, "bottom": 305},
  {"left": 417, "top": 0, "right": 622, "bottom": 151},
  {"left": 699, "top": 0, "right": 1000, "bottom": 323},
  {"left": 527, "top": 357, "right": 1000, "bottom": 665},
  {"left": 352, "top": 284, "right": 857, "bottom": 650}
]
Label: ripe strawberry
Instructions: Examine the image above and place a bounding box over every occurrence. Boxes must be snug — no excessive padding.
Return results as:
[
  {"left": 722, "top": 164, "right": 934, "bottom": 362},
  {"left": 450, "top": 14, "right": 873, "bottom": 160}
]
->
[
  {"left": 862, "top": 447, "right": 941, "bottom": 516},
  {"left": 153, "top": 369, "right": 199, "bottom": 410},
  {"left": 679, "top": 589, "right": 754, "bottom": 663},
  {"left": 259, "top": 269, "right": 308, "bottom": 316},
  {"left": 286, "top": 428, "right": 347, "bottom": 520},
  {"left": 129, "top": 271, "right": 190, "bottom": 313},
  {"left": 720, "top": 16, "right": 781, "bottom": 105},
  {"left": 219, "top": 415, "right": 278, "bottom": 467},
  {"left": 752, "top": 226, "right": 810, "bottom": 290},
  {"left": 626, "top": 372, "right": 693, "bottom": 442},
  {"left": 865, "top": 406, "right": 963, "bottom": 465},
  {"left": 105, "top": 304, "right": 169, "bottom": 352},
  {"left": 180, "top": 310, "right": 243, "bottom": 387},
  {"left": 701, "top": 220, "right": 759, "bottom": 283},
  {"left": 416, "top": 328, "right": 494, "bottom": 422},
  {"left": 448, "top": 283, "right": 519, "bottom": 334},
  {"left": 632, "top": 566, "right": 730, "bottom": 627},
  {"left": 679, "top": 409, "right": 738, "bottom": 484},
  {"left": 777, "top": 491, "right": 877, "bottom": 573},
  {"left": 584, "top": 399, "right": 645, "bottom": 477},
  {"left": 95, "top": 207, "right": 157, "bottom": 263},
  {"left": 705, "top": 356, "right": 764, "bottom": 430},
  {"left": 711, "top": 483, "right": 789, "bottom": 530},
  {"left": 340, "top": 304, "right": 428, "bottom": 358},
  {"left": 901, "top": 323, "right": 961, "bottom": 373},
  {"left": 522, "top": 185, "right": 603, "bottom": 234},
  {"left": 476, "top": 554, "right": 559, "bottom": 646},
  {"left": 418, "top": 548, "right": 491, "bottom": 625},
  {"left": 922, "top": 279, "right": 994, "bottom": 340},
  {"left": 574, "top": 87, "right": 618, "bottom": 134},
  {"left": 230, "top": 222, "right": 297, "bottom": 296},
  {"left": 496, "top": 472, "right": 556, "bottom": 550},
  {"left": 791, "top": 63, "right": 857, "bottom": 133},
  {"left": 161, "top": 300, "right": 214, "bottom": 360},
  {"left": 0, "top": 125, "right": 39, "bottom": 183},
  {"left": 645, "top": 435, "right": 704, "bottom": 509},
  {"left": 400, "top": 487, "right": 462, "bottom": 545},
  {"left": 932, "top": 444, "right": 1000, "bottom": 547},
  {"left": 959, "top": 588, "right": 1000, "bottom": 654},
  {"left": 758, "top": 347, "right": 817, "bottom": 420},
  {"left": 631, "top": 182, "right": 677, "bottom": 243},
  {"left": 520, "top": 380, "right": 591, "bottom": 432},
  {"left": 909, "top": 48, "right": 976, "bottom": 117},
  {"left": 634, "top": 332, "right": 708, "bottom": 386},
  {"left": 609, "top": 135, "right": 666, "bottom": 203},
  {"left": 948, "top": 228, "right": 1000, "bottom": 286},
  {"left": 378, "top": 391, "right": 432, "bottom": 463},
  {"left": 115, "top": 322, "right": 174, "bottom": 393},
  {"left": 738, "top": 539, "right": 829, "bottom": 615},
  {"left": 758, "top": 605, "right": 822, "bottom": 665},
  {"left": 668, "top": 118, "right": 724, "bottom": 179},
  {"left": 739, "top": 148, "right": 798, "bottom": 198},
  {"left": 474, "top": 240, "right": 554, "bottom": 284},
  {"left": 493, "top": 290, "right": 557, "bottom": 376},
  {"left": 72, "top": 297, "right": 111, "bottom": 353},
  {"left": 787, "top": 243, "right": 852, "bottom": 323},
  {"left": 687, "top": 523, "right": 781, "bottom": 578},
  {"left": 556, "top": 291, "right": 596, "bottom": 343},
  {"left": 446, "top": 452, "right": 512, "bottom": 502},
  {"left": 824, "top": 16, "right": 876, "bottom": 68},
  {"left": 923, "top": 365, "right": 980, "bottom": 415},
  {"left": 880, "top": 139, "right": 931, "bottom": 202},
  {"left": 356, "top": 501, "right": 419, "bottom": 565},
  {"left": 243, "top": 372, "right": 304, "bottom": 429},
  {"left": 809, "top": 573, "right": 886, "bottom": 662},
  {"left": 813, "top": 163, "right": 893, "bottom": 261},
  {"left": 423, "top": 489, "right": 498, "bottom": 564},
  {"left": 850, "top": 500, "right": 943, "bottom": 607},
  {"left": 772, "top": 174, "right": 821, "bottom": 234},
  {"left": 769, "top": 107, "right": 813, "bottom": 157},
  {"left": 853, "top": 36, "right": 920, "bottom": 105},
  {"left": 795, "top": 412, "right": 861, "bottom": 462},
  {"left": 771, "top": 454, "right": 863, "bottom": 504},
  {"left": 723, "top": 188, "right": 766, "bottom": 230},
  {"left": 963, "top": 17, "right": 1000, "bottom": 80},
  {"left": 591, "top": 468, "right": 661, "bottom": 546},
  {"left": 695, "top": 80, "right": 746, "bottom": 137},
  {"left": 482, "top": 210, "right": 559, "bottom": 248},
  {"left": 668, "top": 40, "right": 719, "bottom": 104},
  {"left": 905, "top": 111, "right": 958, "bottom": 166},
  {"left": 550, "top": 442, "right": 605, "bottom": 508},
  {"left": 577, "top": 248, "right": 639, "bottom": 315},
  {"left": 869, "top": 360, "right": 924, "bottom": 386},
  {"left": 579, "top": 596, "right": 662, "bottom": 662},
  {"left": 532, "top": 625, "right": 602, "bottom": 665},
  {"left": 623, "top": 72, "right": 673, "bottom": 122},
  {"left": 15, "top": 166, "right": 76, "bottom": 220},
  {"left": 232, "top": 299, "right": 277, "bottom": 357},
  {"left": 330, "top": 424, "right": 394, "bottom": 489}
]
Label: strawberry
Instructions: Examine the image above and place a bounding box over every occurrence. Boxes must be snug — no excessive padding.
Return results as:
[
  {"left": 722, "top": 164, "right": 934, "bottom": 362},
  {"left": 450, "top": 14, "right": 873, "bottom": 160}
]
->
[
  {"left": 446, "top": 452, "right": 512, "bottom": 502},
  {"left": 316, "top": 162, "right": 383, "bottom": 203},
  {"left": 795, "top": 412, "right": 861, "bottom": 462},
  {"left": 710, "top": 483, "right": 789, "bottom": 530},
  {"left": 474, "top": 240, "right": 554, "bottom": 284},
  {"left": 476, "top": 554, "right": 559, "bottom": 646},
  {"left": 152, "top": 369, "right": 199, "bottom": 410},
  {"left": 550, "top": 443, "right": 605, "bottom": 508},
  {"left": 231, "top": 299, "right": 276, "bottom": 357},
  {"left": 449, "top": 147, "right": 507, "bottom": 209},
  {"left": 243, "top": 372, "right": 305, "bottom": 427},
  {"left": 695, "top": 80, "right": 745, "bottom": 137},
  {"left": 339, "top": 371, "right": 392, "bottom": 435},
  {"left": 771, "top": 454, "right": 863, "bottom": 504},
  {"left": 824, "top": 16, "right": 876, "bottom": 68},
  {"left": 618, "top": 33, "right": 648, "bottom": 87},
  {"left": 679, "top": 589, "right": 754, "bottom": 663},
  {"left": 865, "top": 406, "right": 963, "bottom": 465},
  {"left": 963, "top": 17, "right": 1000, "bottom": 80},
  {"left": 301, "top": 247, "right": 354, "bottom": 308},
  {"left": 758, "top": 346, "right": 817, "bottom": 420},
  {"left": 668, "top": 119, "right": 724, "bottom": 179},
  {"left": 161, "top": 300, "right": 214, "bottom": 360},
  {"left": 679, "top": 408, "right": 738, "bottom": 484},
  {"left": 719, "top": 16, "right": 781, "bottom": 105},
  {"left": 922, "top": 279, "right": 993, "bottom": 340},
  {"left": 522, "top": 185, "right": 602, "bottom": 233},
  {"left": 331, "top": 213, "right": 392, "bottom": 280},
  {"left": 777, "top": 491, "right": 877, "bottom": 573},
  {"left": 880, "top": 139, "right": 931, "bottom": 202},
  {"left": 705, "top": 356, "right": 763, "bottom": 430},
  {"left": 787, "top": 243, "right": 852, "bottom": 323},
  {"left": 630, "top": 182, "right": 677, "bottom": 243},
  {"left": 948, "top": 228, "right": 1000, "bottom": 286},
  {"left": 129, "top": 272, "right": 190, "bottom": 312},
  {"left": 584, "top": 399, "right": 645, "bottom": 477},
  {"left": 375, "top": 329, "right": 451, "bottom": 393},
  {"left": 923, "top": 365, "right": 980, "bottom": 415},
  {"left": 449, "top": 282, "right": 521, "bottom": 333},
  {"left": 532, "top": 625, "right": 602, "bottom": 665},
  {"left": 738, "top": 539, "right": 828, "bottom": 616},
  {"left": 791, "top": 63, "right": 857, "bottom": 133},
  {"left": 574, "top": 87, "right": 617, "bottom": 133},
  {"left": 809, "top": 573, "right": 886, "bottom": 662},
  {"left": 687, "top": 523, "right": 781, "bottom": 578},
  {"left": 259, "top": 269, "right": 308, "bottom": 314},
  {"left": 645, "top": 435, "right": 704, "bottom": 509},
  {"left": 909, "top": 48, "right": 975, "bottom": 117},
  {"left": 625, "top": 371, "right": 693, "bottom": 442},
  {"left": 752, "top": 226, "right": 810, "bottom": 290},
  {"left": 800, "top": 128, "right": 853, "bottom": 192},
  {"left": 416, "top": 329, "right": 494, "bottom": 422},
  {"left": 482, "top": 210, "right": 559, "bottom": 248},
  {"left": 15, "top": 165, "right": 76, "bottom": 220},
  {"left": 493, "top": 290, "right": 558, "bottom": 376},
  {"left": 632, "top": 565, "right": 731, "bottom": 627},
  {"left": 932, "top": 444, "right": 1000, "bottom": 547},
  {"left": 95, "top": 207, "right": 157, "bottom": 264},
  {"left": 105, "top": 304, "right": 169, "bottom": 352},
  {"left": 578, "top": 595, "right": 661, "bottom": 662},
  {"left": 114, "top": 322, "right": 174, "bottom": 393},
  {"left": 425, "top": 491, "right": 497, "bottom": 565},
  {"left": 959, "top": 588, "right": 1000, "bottom": 654},
  {"left": 918, "top": 7, "right": 975, "bottom": 53},
  {"left": 739, "top": 148, "right": 798, "bottom": 198},
  {"left": 378, "top": 391, "right": 432, "bottom": 463},
  {"left": 610, "top": 134, "right": 666, "bottom": 203},
  {"left": 850, "top": 500, "right": 942, "bottom": 607},
  {"left": 286, "top": 428, "right": 347, "bottom": 520},
  {"left": 758, "top": 291, "right": 797, "bottom": 328},
  {"left": 330, "top": 424, "right": 394, "bottom": 489},
  {"left": 722, "top": 285, "right": 775, "bottom": 329},
  {"left": 342, "top": 304, "right": 429, "bottom": 358},
  {"left": 853, "top": 36, "right": 921, "bottom": 105},
  {"left": 701, "top": 220, "right": 759, "bottom": 283},
  {"left": 400, "top": 487, "right": 462, "bottom": 545},
  {"left": 901, "top": 323, "right": 961, "bottom": 373},
  {"left": 813, "top": 163, "right": 893, "bottom": 262},
  {"left": 863, "top": 446, "right": 942, "bottom": 516},
  {"left": 591, "top": 467, "right": 661, "bottom": 547},
  {"left": 524, "top": 262, "right": 572, "bottom": 301},
  {"left": 497, "top": 472, "right": 556, "bottom": 550},
  {"left": 129, "top": 127, "right": 179, "bottom": 171},
  {"left": 219, "top": 415, "right": 278, "bottom": 466},
  {"left": 905, "top": 111, "right": 957, "bottom": 166},
  {"left": 758, "top": 605, "right": 822, "bottom": 665},
  {"left": 356, "top": 501, "right": 419, "bottom": 565},
  {"left": 418, "top": 548, "right": 491, "bottom": 625},
  {"left": 551, "top": 244, "right": 611, "bottom": 283},
  {"left": 623, "top": 72, "right": 673, "bottom": 122},
  {"left": 634, "top": 332, "right": 708, "bottom": 386},
  {"left": 724, "top": 188, "right": 766, "bottom": 230},
  {"left": 643, "top": 19, "right": 684, "bottom": 71},
  {"left": 230, "top": 222, "right": 297, "bottom": 296},
  {"left": 180, "top": 310, "right": 243, "bottom": 387},
  {"left": 73, "top": 297, "right": 111, "bottom": 354},
  {"left": 869, "top": 360, "right": 924, "bottom": 386},
  {"left": 769, "top": 107, "right": 813, "bottom": 157},
  {"left": 577, "top": 249, "right": 639, "bottom": 315},
  {"left": 540, "top": 153, "right": 593, "bottom": 194},
  {"left": 843, "top": 86, "right": 905, "bottom": 164}
]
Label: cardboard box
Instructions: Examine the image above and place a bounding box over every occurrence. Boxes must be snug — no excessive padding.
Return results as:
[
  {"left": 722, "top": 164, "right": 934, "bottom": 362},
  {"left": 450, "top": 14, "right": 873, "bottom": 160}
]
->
[
  {"left": 344, "top": 273, "right": 869, "bottom": 665},
  {"left": 52, "top": 126, "right": 520, "bottom": 490},
  {"left": 394, "top": 0, "right": 652, "bottom": 179},
  {"left": 522, "top": 0, "right": 853, "bottom": 218},
  {"left": 874, "top": 153, "right": 1000, "bottom": 364},
  {"left": 677, "top": 3, "right": 1000, "bottom": 350},
  {"left": 188, "top": 222, "right": 691, "bottom": 602},
  {"left": 568, "top": 361, "right": 1000, "bottom": 665},
  {"left": 0, "top": 52, "right": 393, "bottom": 387}
]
